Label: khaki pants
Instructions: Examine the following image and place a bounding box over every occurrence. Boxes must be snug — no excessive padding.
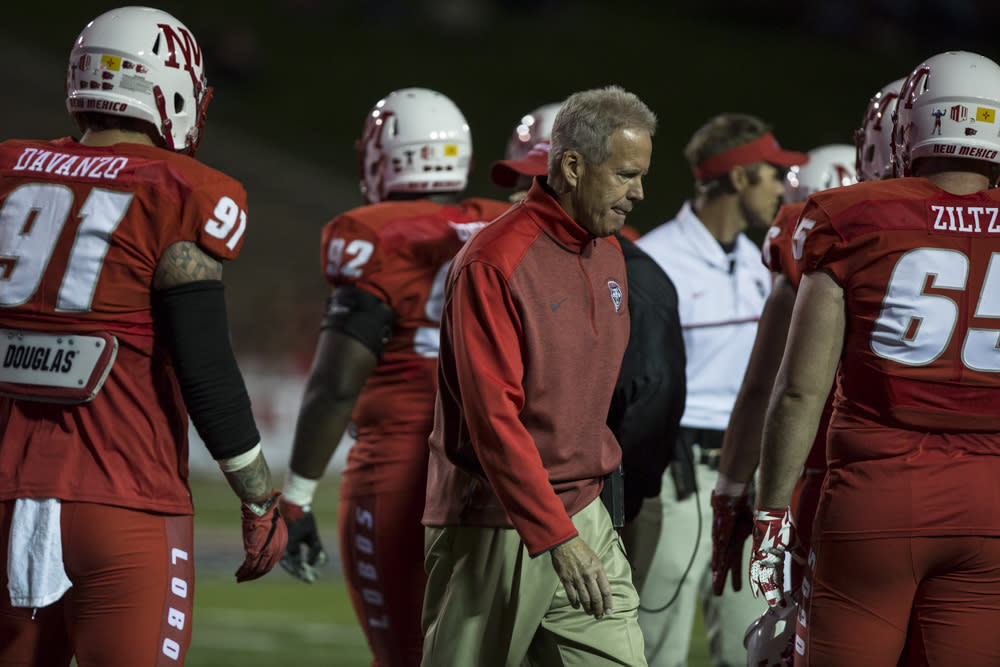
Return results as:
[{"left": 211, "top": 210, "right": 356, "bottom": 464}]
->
[
  {"left": 421, "top": 497, "right": 646, "bottom": 667},
  {"left": 623, "top": 461, "right": 765, "bottom": 667}
]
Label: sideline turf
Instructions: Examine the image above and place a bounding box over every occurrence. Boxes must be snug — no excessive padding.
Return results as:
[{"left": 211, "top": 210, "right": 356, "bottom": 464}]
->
[{"left": 187, "top": 475, "right": 711, "bottom": 666}]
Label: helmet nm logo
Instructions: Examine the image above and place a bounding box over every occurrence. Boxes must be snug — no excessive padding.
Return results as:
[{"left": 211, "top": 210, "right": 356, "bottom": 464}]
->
[{"left": 157, "top": 23, "right": 202, "bottom": 76}]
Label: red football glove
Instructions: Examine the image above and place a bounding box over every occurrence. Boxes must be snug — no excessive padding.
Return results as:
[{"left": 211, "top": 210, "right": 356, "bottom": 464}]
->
[
  {"left": 710, "top": 492, "right": 754, "bottom": 596},
  {"left": 749, "top": 506, "right": 796, "bottom": 608},
  {"left": 235, "top": 490, "right": 289, "bottom": 583}
]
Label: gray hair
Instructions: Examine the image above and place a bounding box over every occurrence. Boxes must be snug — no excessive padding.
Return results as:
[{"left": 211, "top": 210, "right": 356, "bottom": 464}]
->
[{"left": 548, "top": 85, "right": 657, "bottom": 174}]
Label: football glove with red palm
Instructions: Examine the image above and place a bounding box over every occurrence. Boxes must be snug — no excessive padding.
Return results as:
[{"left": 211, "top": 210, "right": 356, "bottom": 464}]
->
[
  {"left": 710, "top": 492, "right": 754, "bottom": 596},
  {"left": 279, "top": 499, "right": 328, "bottom": 583},
  {"left": 749, "top": 506, "right": 797, "bottom": 608},
  {"left": 235, "top": 490, "right": 289, "bottom": 583}
]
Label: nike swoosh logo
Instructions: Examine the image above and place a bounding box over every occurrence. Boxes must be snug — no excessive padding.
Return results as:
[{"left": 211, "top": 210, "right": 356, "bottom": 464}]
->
[{"left": 550, "top": 298, "right": 568, "bottom": 311}]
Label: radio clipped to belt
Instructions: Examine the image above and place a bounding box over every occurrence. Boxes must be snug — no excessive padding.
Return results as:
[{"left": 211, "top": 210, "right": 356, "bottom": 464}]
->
[
  {"left": 0, "top": 329, "right": 118, "bottom": 403},
  {"left": 600, "top": 465, "right": 625, "bottom": 529}
]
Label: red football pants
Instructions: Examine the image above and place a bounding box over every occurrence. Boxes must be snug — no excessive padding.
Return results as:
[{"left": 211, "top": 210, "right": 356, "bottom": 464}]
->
[
  {"left": 0, "top": 501, "right": 194, "bottom": 667},
  {"left": 796, "top": 535, "right": 1000, "bottom": 666},
  {"left": 787, "top": 470, "right": 825, "bottom": 593},
  {"left": 791, "top": 470, "right": 824, "bottom": 553},
  {"left": 339, "top": 437, "right": 428, "bottom": 667}
]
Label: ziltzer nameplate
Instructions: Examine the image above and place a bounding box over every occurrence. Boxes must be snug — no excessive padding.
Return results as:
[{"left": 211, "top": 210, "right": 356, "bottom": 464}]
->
[{"left": 0, "top": 329, "right": 118, "bottom": 403}]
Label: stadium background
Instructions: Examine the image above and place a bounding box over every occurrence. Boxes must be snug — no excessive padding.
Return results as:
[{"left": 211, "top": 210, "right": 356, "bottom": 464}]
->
[{"left": 2, "top": 2, "right": 997, "bottom": 664}]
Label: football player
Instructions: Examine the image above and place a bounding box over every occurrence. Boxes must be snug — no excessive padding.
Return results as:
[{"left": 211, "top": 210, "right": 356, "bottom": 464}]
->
[
  {"left": 855, "top": 78, "right": 907, "bottom": 183},
  {"left": 710, "top": 142, "right": 861, "bottom": 597},
  {"left": 711, "top": 142, "right": 860, "bottom": 667},
  {"left": 0, "top": 7, "right": 287, "bottom": 666},
  {"left": 715, "top": 81, "right": 903, "bottom": 662},
  {"left": 491, "top": 102, "right": 561, "bottom": 202},
  {"left": 278, "top": 88, "right": 510, "bottom": 666},
  {"left": 752, "top": 51, "right": 1000, "bottom": 665},
  {"left": 711, "top": 79, "right": 904, "bottom": 592},
  {"left": 631, "top": 114, "right": 806, "bottom": 667}
]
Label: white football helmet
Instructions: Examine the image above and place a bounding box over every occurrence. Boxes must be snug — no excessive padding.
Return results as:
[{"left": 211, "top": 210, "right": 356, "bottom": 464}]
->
[
  {"left": 357, "top": 88, "right": 472, "bottom": 204},
  {"left": 744, "top": 603, "right": 797, "bottom": 667},
  {"left": 892, "top": 51, "right": 1000, "bottom": 177},
  {"left": 784, "top": 144, "right": 858, "bottom": 203},
  {"left": 505, "top": 103, "right": 561, "bottom": 162},
  {"left": 66, "top": 7, "right": 212, "bottom": 156},
  {"left": 855, "top": 78, "right": 905, "bottom": 182}
]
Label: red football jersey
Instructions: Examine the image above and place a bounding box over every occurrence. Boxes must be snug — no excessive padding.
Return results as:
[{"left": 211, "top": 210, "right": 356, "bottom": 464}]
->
[
  {"left": 0, "top": 137, "right": 248, "bottom": 514},
  {"left": 762, "top": 202, "right": 806, "bottom": 287},
  {"left": 797, "top": 177, "right": 1000, "bottom": 538},
  {"left": 762, "top": 201, "right": 829, "bottom": 471},
  {"left": 319, "top": 198, "right": 510, "bottom": 445}
]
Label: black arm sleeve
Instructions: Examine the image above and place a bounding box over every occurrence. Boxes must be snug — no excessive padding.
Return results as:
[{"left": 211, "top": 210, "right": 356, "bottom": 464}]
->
[
  {"left": 321, "top": 285, "right": 396, "bottom": 358},
  {"left": 608, "top": 237, "right": 688, "bottom": 522},
  {"left": 153, "top": 280, "right": 260, "bottom": 460}
]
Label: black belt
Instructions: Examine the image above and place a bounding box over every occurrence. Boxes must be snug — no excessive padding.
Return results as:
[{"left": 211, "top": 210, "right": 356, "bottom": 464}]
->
[{"left": 679, "top": 427, "right": 724, "bottom": 470}]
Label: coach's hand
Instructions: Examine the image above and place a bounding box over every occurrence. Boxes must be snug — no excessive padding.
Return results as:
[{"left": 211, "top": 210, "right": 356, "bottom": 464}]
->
[
  {"left": 235, "top": 490, "right": 288, "bottom": 583},
  {"left": 278, "top": 499, "right": 328, "bottom": 583},
  {"left": 710, "top": 492, "right": 754, "bottom": 596},
  {"left": 550, "top": 536, "right": 613, "bottom": 619}
]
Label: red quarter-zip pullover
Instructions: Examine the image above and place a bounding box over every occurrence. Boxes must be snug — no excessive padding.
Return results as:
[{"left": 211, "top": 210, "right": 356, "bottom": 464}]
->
[{"left": 423, "top": 179, "right": 630, "bottom": 556}]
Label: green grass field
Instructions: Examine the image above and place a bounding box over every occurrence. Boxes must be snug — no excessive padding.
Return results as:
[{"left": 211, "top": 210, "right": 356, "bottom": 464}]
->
[
  {"left": 187, "top": 475, "right": 371, "bottom": 666},
  {"left": 186, "top": 475, "right": 711, "bottom": 666}
]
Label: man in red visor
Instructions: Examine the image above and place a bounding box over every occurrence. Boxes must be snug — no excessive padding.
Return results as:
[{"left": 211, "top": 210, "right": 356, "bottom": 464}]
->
[{"left": 628, "top": 114, "right": 806, "bottom": 667}]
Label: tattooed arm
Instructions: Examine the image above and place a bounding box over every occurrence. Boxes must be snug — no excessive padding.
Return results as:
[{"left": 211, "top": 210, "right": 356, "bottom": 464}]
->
[
  {"left": 220, "top": 448, "right": 275, "bottom": 502},
  {"left": 153, "top": 241, "right": 275, "bottom": 501},
  {"left": 153, "top": 240, "right": 287, "bottom": 581},
  {"left": 153, "top": 240, "right": 223, "bottom": 288}
]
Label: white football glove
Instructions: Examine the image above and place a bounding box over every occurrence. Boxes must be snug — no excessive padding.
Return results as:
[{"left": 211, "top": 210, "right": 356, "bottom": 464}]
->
[{"left": 749, "top": 507, "right": 797, "bottom": 608}]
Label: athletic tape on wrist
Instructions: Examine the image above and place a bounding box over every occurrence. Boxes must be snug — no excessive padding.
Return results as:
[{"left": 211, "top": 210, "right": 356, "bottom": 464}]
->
[
  {"left": 283, "top": 470, "right": 319, "bottom": 507},
  {"left": 217, "top": 443, "right": 261, "bottom": 472}
]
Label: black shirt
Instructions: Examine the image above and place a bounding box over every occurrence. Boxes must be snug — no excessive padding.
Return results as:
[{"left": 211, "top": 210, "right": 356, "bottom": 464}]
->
[{"left": 608, "top": 234, "right": 687, "bottom": 522}]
